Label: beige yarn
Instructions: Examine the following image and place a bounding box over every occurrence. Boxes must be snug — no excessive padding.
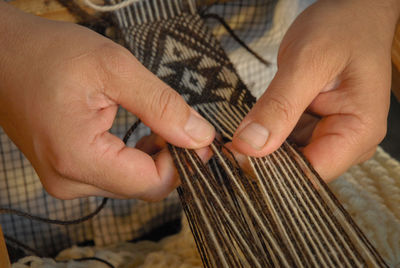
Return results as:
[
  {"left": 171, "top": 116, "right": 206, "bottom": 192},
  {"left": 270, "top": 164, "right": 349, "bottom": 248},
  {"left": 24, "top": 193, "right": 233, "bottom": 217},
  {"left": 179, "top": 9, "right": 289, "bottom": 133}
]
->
[{"left": 13, "top": 147, "right": 400, "bottom": 267}]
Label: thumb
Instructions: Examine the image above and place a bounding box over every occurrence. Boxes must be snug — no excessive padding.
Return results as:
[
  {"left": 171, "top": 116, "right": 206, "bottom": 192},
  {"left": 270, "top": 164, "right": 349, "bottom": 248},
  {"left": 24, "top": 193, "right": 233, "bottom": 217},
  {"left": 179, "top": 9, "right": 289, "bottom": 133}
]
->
[
  {"left": 103, "top": 48, "right": 215, "bottom": 149},
  {"left": 232, "top": 50, "right": 341, "bottom": 157}
]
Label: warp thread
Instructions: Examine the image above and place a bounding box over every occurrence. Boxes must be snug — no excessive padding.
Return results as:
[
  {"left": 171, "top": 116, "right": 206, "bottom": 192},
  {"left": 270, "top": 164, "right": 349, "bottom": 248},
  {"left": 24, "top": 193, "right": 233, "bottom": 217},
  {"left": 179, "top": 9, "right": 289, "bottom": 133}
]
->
[{"left": 108, "top": 1, "right": 388, "bottom": 266}]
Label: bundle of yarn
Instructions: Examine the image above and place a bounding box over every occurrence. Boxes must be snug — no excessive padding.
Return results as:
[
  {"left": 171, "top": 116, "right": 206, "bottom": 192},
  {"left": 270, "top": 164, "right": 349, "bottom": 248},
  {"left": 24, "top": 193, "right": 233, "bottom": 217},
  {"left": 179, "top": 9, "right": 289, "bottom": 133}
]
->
[{"left": 12, "top": 147, "right": 400, "bottom": 268}]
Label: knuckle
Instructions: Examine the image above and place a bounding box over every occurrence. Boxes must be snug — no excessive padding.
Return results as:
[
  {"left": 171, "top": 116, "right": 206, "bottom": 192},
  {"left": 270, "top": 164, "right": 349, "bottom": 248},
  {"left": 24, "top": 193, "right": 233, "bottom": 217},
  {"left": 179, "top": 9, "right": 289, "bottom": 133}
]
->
[
  {"left": 263, "top": 94, "right": 297, "bottom": 124},
  {"left": 77, "top": 42, "right": 136, "bottom": 88},
  {"left": 359, "top": 147, "right": 377, "bottom": 164},
  {"left": 98, "top": 43, "right": 134, "bottom": 77},
  {"left": 367, "top": 147, "right": 377, "bottom": 159},
  {"left": 41, "top": 179, "right": 77, "bottom": 200},
  {"left": 150, "top": 88, "right": 183, "bottom": 122},
  {"left": 114, "top": 187, "right": 145, "bottom": 200},
  {"left": 47, "top": 150, "right": 81, "bottom": 182},
  {"left": 137, "top": 192, "right": 168, "bottom": 203},
  {"left": 348, "top": 114, "right": 387, "bottom": 149},
  {"left": 278, "top": 39, "right": 341, "bottom": 80},
  {"left": 359, "top": 114, "right": 387, "bottom": 145},
  {"left": 49, "top": 190, "right": 76, "bottom": 200},
  {"left": 298, "top": 44, "right": 329, "bottom": 72},
  {"left": 374, "top": 125, "right": 387, "bottom": 144},
  {"left": 50, "top": 156, "right": 74, "bottom": 179}
]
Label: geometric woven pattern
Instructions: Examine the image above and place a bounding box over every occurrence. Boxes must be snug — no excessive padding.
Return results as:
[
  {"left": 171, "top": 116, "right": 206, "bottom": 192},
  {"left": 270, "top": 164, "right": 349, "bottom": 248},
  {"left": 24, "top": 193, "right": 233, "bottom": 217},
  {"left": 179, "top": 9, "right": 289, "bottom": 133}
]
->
[{"left": 123, "top": 13, "right": 255, "bottom": 138}]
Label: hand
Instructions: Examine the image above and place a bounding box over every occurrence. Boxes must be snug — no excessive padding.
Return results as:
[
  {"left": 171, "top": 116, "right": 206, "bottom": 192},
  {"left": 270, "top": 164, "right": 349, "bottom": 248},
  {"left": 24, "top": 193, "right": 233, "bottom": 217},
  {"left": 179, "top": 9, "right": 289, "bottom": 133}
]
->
[
  {"left": 232, "top": 0, "right": 400, "bottom": 181},
  {"left": 0, "top": 3, "right": 215, "bottom": 201}
]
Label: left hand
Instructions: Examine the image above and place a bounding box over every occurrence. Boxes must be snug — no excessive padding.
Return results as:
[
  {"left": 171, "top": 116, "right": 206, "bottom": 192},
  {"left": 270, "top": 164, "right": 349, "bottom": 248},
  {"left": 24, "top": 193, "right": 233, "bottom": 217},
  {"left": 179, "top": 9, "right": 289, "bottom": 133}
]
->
[{"left": 232, "top": 0, "right": 400, "bottom": 181}]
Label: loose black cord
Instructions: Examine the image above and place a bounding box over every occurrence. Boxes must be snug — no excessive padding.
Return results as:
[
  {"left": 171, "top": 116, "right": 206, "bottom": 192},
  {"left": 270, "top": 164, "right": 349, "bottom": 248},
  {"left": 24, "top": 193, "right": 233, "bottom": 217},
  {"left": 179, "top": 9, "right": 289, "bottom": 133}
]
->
[
  {"left": 0, "top": 118, "right": 143, "bottom": 262},
  {"left": 0, "top": 198, "right": 108, "bottom": 225},
  {"left": 57, "top": 257, "right": 115, "bottom": 268},
  {"left": 198, "top": 0, "right": 220, "bottom": 16},
  {"left": 123, "top": 119, "right": 141, "bottom": 144},
  {"left": 0, "top": 119, "right": 143, "bottom": 225},
  {"left": 201, "top": 13, "right": 270, "bottom": 67},
  {"left": 4, "top": 234, "right": 43, "bottom": 257}
]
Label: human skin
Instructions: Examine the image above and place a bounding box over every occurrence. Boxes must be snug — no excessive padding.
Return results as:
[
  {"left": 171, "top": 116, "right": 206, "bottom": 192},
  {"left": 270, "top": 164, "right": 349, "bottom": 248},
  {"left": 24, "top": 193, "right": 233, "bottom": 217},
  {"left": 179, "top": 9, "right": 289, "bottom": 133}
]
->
[
  {"left": 232, "top": 0, "right": 400, "bottom": 181},
  {"left": 0, "top": 2, "right": 215, "bottom": 201},
  {"left": 0, "top": 0, "right": 399, "bottom": 201}
]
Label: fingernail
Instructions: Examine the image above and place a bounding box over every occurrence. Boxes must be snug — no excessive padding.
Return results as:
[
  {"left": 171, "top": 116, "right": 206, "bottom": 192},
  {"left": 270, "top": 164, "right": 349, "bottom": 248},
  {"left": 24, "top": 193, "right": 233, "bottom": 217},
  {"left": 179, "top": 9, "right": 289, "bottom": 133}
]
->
[
  {"left": 237, "top": 122, "right": 269, "bottom": 150},
  {"left": 184, "top": 111, "right": 215, "bottom": 143},
  {"left": 196, "top": 147, "right": 213, "bottom": 163}
]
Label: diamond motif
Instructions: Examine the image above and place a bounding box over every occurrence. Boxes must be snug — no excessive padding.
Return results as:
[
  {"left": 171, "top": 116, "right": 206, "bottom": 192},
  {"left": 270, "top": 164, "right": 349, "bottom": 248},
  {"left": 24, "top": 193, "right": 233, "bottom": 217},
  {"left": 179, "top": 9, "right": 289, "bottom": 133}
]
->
[{"left": 127, "top": 14, "right": 255, "bottom": 108}]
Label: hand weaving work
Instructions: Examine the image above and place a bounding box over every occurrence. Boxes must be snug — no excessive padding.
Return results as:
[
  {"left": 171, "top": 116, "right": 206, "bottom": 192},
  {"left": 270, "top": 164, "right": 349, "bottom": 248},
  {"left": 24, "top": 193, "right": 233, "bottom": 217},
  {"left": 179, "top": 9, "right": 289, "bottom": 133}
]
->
[
  {"left": 109, "top": 0, "right": 387, "bottom": 266},
  {"left": 1, "top": 0, "right": 400, "bottom": 267}
]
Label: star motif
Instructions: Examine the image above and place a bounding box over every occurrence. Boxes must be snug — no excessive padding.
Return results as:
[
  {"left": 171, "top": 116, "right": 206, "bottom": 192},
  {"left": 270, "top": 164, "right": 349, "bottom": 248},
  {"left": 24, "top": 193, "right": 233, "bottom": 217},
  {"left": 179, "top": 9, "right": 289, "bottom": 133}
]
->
[{"left": 156, "top": 39, "right": 231, "bottom": 105}]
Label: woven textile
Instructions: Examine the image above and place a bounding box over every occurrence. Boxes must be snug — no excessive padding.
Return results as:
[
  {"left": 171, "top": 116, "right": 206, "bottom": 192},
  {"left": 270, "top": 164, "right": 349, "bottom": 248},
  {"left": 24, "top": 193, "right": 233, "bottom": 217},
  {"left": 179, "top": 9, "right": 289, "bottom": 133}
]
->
[{"left": 0, "top": 0, "right": 307, "bottom": 257}]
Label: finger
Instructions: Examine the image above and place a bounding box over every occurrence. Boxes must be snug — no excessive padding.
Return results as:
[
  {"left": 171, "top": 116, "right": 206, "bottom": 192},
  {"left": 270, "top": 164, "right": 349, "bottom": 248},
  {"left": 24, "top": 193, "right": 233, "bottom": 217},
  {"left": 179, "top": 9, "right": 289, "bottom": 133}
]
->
[
  {"left": 224, "top": 143, "right": 254, "bottom": 177},
  {"left": 146, "top": 147, "right": 180, "bottom": 201},
  {"left": 47, "top": 147, "right": 172, "bottom": 200},
  {"left": 77, "top": 132, "right": 213, "bottom": 201},
  {"left": 135, "top": 133, "right": 166, "bottom": 155},
  {"left": 80, "top": 132, "right": 172, "bottom": 200},
  {"left": 101, "top": 48, "right": 215, "bottom": 149},
  {"left": 40, "top": 174, "right": 123, "bottom": 200},
  {"left": 302, "top": 115, "right": 382, "bottom": 182},
  {"left": 356, "top": 147, "right": 377, "bottom": 164},
  {"left": 140, "top": 145, "right": 213, "bottom": 201},
  {"left": 232, "top": 45, "right": 343, "bottom": 157}
]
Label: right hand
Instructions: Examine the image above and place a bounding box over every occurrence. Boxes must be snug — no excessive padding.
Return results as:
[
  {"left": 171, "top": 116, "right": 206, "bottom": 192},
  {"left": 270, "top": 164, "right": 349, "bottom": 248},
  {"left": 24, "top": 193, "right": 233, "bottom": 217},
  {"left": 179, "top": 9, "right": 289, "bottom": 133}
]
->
[{"left": 0, "top": 3, "right": 215, "bottom": 201}]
